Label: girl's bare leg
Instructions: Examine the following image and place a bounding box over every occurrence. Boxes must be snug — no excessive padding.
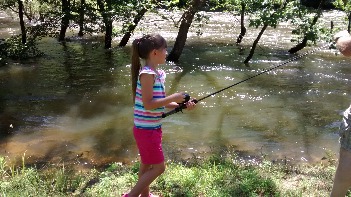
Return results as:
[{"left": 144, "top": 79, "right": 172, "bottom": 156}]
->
[
  {"left": 331, "top": 147, "right": 351, "bottom": 197},
  {"left": 128, "top": 162, "right": 165, "bottom": 197},
  {"left": 139, "top": 164, "right": 151, "bottom": 197}
]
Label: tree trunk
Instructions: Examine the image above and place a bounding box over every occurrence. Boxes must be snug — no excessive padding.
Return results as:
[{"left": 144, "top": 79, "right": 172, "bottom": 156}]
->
[
  {"left": 167, "top": 0, "right": 205, "bottom": 62},
  {"left": 105, "top": 22, "right": 112, "bottom": 49},
  {"left": 118, "top": 8, "right": 147, "bottom": 47},
  {"left": 244, "top": 23, "right": 268, "bottom": 64},
  {"left": 97, "top": 0, "right": 112, "bottom": 49},
  {"left": 288, "top": 37, "right": 308, "bottom": 53},
  {"left": 288, "top": 0, "right": 323, "bottom": 53},
  {"left": 236, "top": 3, "right": 246, "bottom": 44},
  {"left": 59, "top": 0, "right": 70, "bottom": 41},
  {"left": 18, "top": 0, "right": 26, "bottom": 44},
  {"left": 330, "top": 21, "right": 334, "bottom": 44},
  {"left": 78, "top": 0, "right": 85, "bottom": 37},
  {"left": 348, "top": 12, "right": 351, "bottom": 33}
]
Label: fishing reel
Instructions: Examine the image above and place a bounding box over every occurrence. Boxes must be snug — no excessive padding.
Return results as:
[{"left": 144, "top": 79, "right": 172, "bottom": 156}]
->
[
  {"left": 179, "top": 93, "right": 191, "bottom": 105},
  {"left": 162, "top": 93, "right": 198, "bottom": 118}
]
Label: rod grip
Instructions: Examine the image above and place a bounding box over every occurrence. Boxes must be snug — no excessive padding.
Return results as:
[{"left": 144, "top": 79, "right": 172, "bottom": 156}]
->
[{"left": 162, "top": 99, "right": 198, "bottom": 118}]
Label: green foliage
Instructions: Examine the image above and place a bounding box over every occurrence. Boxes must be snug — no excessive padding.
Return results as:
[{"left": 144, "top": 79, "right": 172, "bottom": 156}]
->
[
  {"left": 49, "top": 165, "right": 84, "bottom": 193},
  {"left": 288, "top": 2, "right": 329, "bottom": 45},
  {"left": 0, "top": 156, "right": 97, "bottom": 196},
  {"left": 1, "top": 36, "right": 43, "bottom": 60},
  {"left": 214, "top": 0, "right": 330, "bottom": 47},
  {"left": 0, "top": 0, "right": 60, "bottom": 63},
  {"left": 248, "top": 0, "right": 293, "bottom": 28},
  {"left": 85, "top": 162, "right": 139, "bottom": 196},
  {"left": 0, "top": 155, "right": 47, "bottom": 196},
  {"left": 1, "top": 168, "right": 48, "bottom": 196},
  {"left": 0, "top": 0, "right": 17, "bottom": 13},
  {"left": 0, "top": 157, "right": 8, "bottom": 176},
  {"left": 112, "top": 0, "right": 153, "bottom": 36},
  {"left": 0, "top": 0, "right": 60, "bottom": 23},
  {"left": 194, "top": 12, "right": 210, "bottom": 36},
  {"left": 214, "top": 0, "right": 256, "bottom": 14},
  {"left": 159, "top": 0, "right": 189, "bottom": 9},
  {"left": 334, "top": 0, "right": 351, "bottom": 13},
  {"left": 154, "top": 155, "right": 279, "bottom": 197},
  {"left": 0, "top": 151, "right": 342, "bottom": 196},
  {"left": 334, "top": 0, "right": 351, "bottom": 31}
]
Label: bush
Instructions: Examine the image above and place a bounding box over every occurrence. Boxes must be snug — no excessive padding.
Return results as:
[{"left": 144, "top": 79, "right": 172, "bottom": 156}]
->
[{"left": 2, "top": 35, "right": 44, "bottom": 61}]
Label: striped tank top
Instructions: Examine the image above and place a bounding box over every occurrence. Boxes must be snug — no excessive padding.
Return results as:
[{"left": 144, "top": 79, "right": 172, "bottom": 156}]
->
[{"left": 134, "top": 66, "right": 166, "bottom": 129}]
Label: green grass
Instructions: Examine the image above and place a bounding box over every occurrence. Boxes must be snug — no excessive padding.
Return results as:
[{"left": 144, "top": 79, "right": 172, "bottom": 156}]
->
[{"left": 0, "top": 150, "right": 349, "bottom": 197}]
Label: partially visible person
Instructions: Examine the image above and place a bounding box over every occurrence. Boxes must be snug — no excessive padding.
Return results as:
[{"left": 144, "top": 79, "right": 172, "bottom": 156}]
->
[
  {"left": 334, "top": 30, "right": 351, "bottom": 56},
  {"left": 331, "top": 30, "right": 351, "bottom": 197}
]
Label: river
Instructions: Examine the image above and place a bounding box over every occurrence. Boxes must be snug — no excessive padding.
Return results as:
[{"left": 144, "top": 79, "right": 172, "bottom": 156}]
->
[{"left": 0, "top": 10, "right": 350, "bottom": 168}]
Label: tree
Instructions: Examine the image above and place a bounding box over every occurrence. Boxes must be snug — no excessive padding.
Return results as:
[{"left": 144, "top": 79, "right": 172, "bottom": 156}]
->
[
  {"left": 244, "top": 0, "right": 293, "bottom": 63},
  {"left": 18, "top": 0, "right": 27, "bottom": 44},
  {"left": 68, "top": 0, "right": 99, "bottom": 37},
  {"left": 1, "top": 0, "right": 27, "bottom": 44},
  {"left": 288, "top": 0, "right": 325, "bottom": 54},
  {"left": 96, "top": 0, "right": 113, "bottom": 49},
  {"left": 334, "top": 0, "right": 351, "bottom": 33},
  {"left": 119, "top": 8, "right": 147, "bottom": 46},
  {"left": 214, "top": 0, "right": 250, "bottom": 44},
  {"left": 78, "top": 0, "right": 85, "bottom": 37},
  {"left": 167, "top": 0, "right": 206, "bottom": 62},
  {"left": 117, "top": 0, "right": 153, "bottom": 47},
  {"left": 236, "top": 2, "right": 246, "bottom": 44},
  {"left": 59, "top": 0, "right": 71, "bottom": 41},
  {"left": 0, "top": 0, "right": 61, "bottom": 61}
]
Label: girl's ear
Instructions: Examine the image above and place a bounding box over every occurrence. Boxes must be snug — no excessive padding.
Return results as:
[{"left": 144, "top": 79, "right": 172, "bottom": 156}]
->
[
  {"left": 147, "top": 49, "right": 156, "bottom": 58},
  {"left": 152, "top": 49, "right": 157, "bottom": 56}
]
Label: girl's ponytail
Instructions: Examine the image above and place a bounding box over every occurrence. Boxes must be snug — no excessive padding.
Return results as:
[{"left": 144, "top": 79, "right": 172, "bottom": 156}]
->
[
  {"left": 131, "top": 38, "right": 141, "bottom": 102},
  {"left": 131, "top": 34, "right": 167, "bottom": 102}
]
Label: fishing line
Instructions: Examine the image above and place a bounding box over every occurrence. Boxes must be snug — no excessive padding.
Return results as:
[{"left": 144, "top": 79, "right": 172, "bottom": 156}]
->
[{"left": 162, "top": 44, "right": 331, "bottom": 118}]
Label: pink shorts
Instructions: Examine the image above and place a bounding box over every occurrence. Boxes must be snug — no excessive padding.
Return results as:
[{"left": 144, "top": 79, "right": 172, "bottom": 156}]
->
[{"left": 133, "top": 126, "right": 164, "bottom": 164}]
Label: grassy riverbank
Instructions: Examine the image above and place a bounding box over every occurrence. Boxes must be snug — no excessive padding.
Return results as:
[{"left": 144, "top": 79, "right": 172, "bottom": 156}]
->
[{"left": 0, "top": 151, "right": 348, "bottom": 197}]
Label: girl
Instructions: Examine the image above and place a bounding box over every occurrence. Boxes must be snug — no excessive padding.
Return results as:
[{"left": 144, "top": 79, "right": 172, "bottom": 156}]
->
[{"left": 123, "top": 34, "right": 196, "bottom": 197}]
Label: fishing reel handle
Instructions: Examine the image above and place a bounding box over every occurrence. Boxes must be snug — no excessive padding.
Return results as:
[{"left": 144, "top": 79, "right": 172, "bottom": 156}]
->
[
  {"left": 179, "top": 93, "right": 191, "bottom": 105},
  {"left": 162, "top": 93, "right": 198, "bottom": 118}
]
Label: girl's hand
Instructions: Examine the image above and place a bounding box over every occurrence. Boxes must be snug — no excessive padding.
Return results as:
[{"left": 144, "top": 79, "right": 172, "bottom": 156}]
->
[
  {"left": 185, "top": 99, "right": 197, "bottom": 110},
  {"left": 172, "top": 92, "right": 186, "bottom": 103}
]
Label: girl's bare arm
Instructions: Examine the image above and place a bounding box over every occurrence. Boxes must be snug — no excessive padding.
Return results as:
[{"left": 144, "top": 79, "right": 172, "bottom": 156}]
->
[{"left": 140, "top": 74, "right": 184, "bottom": 110}]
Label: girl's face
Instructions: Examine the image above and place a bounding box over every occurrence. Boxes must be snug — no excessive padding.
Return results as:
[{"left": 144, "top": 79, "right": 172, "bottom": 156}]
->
[{"left": 154, "top": 47, "right": 168, "bottom": 65}]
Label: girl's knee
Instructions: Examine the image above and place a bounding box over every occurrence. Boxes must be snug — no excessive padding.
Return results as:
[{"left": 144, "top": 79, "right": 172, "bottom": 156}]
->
[
  {"left": 158, "top": 163, "right": 166, "bottom": 174},
  {"left": 154, "top": 163, "right": 166, "bottom": 175}
]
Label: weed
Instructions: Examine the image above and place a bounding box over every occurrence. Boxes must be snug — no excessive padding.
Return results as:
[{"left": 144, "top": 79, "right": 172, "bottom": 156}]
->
[{"left": 0, "top": 149, "right": 345, "bottom": 196}]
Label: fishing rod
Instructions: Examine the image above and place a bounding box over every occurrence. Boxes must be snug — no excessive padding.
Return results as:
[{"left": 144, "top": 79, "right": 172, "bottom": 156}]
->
[{"left": 162, "top": 44, "right": 330, "bottom": 118}]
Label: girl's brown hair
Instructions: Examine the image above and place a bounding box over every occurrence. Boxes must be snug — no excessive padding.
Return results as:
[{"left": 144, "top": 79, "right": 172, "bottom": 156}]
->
[{"left": 131, "top": 34, "right": 167, "bottom": 101}]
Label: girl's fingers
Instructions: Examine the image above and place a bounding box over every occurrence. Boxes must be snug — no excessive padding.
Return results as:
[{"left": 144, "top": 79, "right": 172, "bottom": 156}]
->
[{"left": 186, "top": 101, "right": 196, "bottom": 110}]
